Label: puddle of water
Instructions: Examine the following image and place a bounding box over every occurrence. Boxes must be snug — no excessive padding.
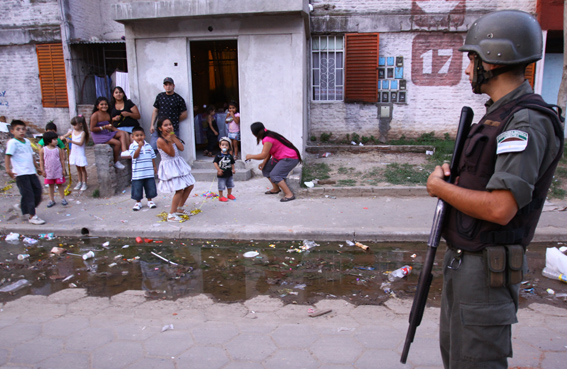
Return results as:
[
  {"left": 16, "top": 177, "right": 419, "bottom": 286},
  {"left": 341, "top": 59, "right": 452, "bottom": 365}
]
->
[{"left": 1, "top": 236, "right": 566, "bottom": 307}]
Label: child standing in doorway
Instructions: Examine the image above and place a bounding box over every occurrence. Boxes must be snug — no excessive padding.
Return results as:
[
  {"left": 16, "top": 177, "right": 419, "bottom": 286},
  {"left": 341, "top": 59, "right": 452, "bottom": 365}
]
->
[
  {"left": 129, "top": 126, "right": 158, "bottom": 211},
  {"left": 204, "top": 104, "right": 218, "bottom": 157},
  {"left": 5, "top": 120, "right": 46, "bottom": 224},
  {"left": 39, "top": 131, "right": 68, "bottom": 207},
  {"left": 156, "top": 117, "right": 196, "bottom": 222},
  {"left": 213, "top": 137, "right": 236, "bottom": 202},
  {"left": 226, "top": 101, "right": 240, "bottom": 159},
  {"left": 62, "top": 115, "right": 89, "bottom": 191}
]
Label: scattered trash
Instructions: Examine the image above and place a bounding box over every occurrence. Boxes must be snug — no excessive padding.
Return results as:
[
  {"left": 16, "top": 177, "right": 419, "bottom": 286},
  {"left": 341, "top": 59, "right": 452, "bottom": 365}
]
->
[
  {"left": 39, "top": 233, "right": 55, "bottom": 240},
  {"left": 144, "top": 238, "right": 153, "bottom": 243},
  {"left": 359, "top": 142, "right": 364, "bottom": 146},
  {"left": 161, "top": 324, "right": 174, "bottom": 332},
  {"left": 294, "top": 284, "right": 307, "bottom": 290},
  {"left": 69, "top": 283, "right": 77, "bottom": 288},
  {"left": 319, "top": 152, "right": 332, "bottom": 158},
  {"left": 243, "top": 251, "right": 259, "bottom": 258},
  {"left": 345, "top": 240, "right": 355, "bottom": 247},
  {"left": 546, "top": 247, "right": 567, "bottom": 275},
  {"left": 351, "top": 141, "right": 357, "bottom": 145},
  {"left": 411, "top": 254, "right": 417, "bottom": 258},
  {"left": 17, "top": 254, "right": 30, "bottom": 261},
  {"left": 301, "top": 240, "right": 319, "bottom": 251},
  {"left": 50, "top": 247, "right": 66, "bottom": 255},
  {"left": 324, "top": 195, "right": 337, "bottom": 199},
  {"left": 542, "top": 267, "right": 567, "bottom": 283},
  {"left": 23, "top": 237, "right": 38, "bottom": 245},
  {"left": 337, "top": 327, "right": 356, "bottom": 332},
  {"left": 0, "top": 279, "right": 31, "bottom": 293},
  {"left": 82, "top": 251, "right": 95, "bottom": 260},
  {"left": 62, "top": 275, "right": 74, "bottom": 282},
  {"left": 102, "top": 241, "right": 110, "bottom": 248},
  {"left": 355, "top": 266, "right": 375, "bottom": 271},
  {"left": 304, "top": 181, "right": 315, "bottom": 188},
  {"left": 150, "top": 251, "right": 178, "bottom": 265},
  {"left": 269, "top": 244, "right": 276, "bottom": 248},
  {"left": 122, "top": 245, "right": 130, "bottom": 249},
  {"left": 108, "top": 263, "right": 117, "bottom": 268},
  {"left": 388, "top": 265, "right": 412, "bottom": 282},
  {"left": 560, "top": 246, "right": 567, "bottom": 253},
  {"left": 546, "top": 288, "right": 555, "bottom": 295},
  {"left": 5, "top": 232, "right": 19, "bottom": 242},
  {"left": 136, "top": 237, "right": 143, "bottom": 244},
  {"left": 426, "top": 150, "right": 434, "bottom": 155},
  {"left": 355, "top": 242, "right": 369, "bottom": 251},
  {"left": 309, "top": 308, "right": 332, "bottom": 317}
]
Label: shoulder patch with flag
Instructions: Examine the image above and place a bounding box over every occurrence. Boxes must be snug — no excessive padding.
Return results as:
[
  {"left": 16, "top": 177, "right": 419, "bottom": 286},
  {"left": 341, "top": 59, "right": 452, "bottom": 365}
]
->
[{"left": 496, "top": 130, "right": 529, "bottom": 154}]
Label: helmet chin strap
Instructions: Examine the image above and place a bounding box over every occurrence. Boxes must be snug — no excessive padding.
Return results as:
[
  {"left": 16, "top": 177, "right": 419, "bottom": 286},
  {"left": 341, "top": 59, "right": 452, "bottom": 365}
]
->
[{"left": 471, "top": 56, "right": 516, "bottom": 94}]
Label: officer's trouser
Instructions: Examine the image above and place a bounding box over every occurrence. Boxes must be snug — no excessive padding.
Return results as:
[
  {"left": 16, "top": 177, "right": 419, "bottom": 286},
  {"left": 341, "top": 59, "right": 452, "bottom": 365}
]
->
[{"left": 440, "top": 247, "right": 523, "bottom": 369}]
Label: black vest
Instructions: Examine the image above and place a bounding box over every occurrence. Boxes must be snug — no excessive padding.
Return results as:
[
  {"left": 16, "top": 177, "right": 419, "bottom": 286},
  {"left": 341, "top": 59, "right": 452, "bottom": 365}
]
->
[{"left": 443, "top": 94, "right": 564, "bottom": 252}]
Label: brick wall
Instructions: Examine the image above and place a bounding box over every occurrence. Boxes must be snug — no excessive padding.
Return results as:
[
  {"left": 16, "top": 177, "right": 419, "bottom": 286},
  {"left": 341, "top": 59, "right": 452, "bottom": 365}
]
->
[
  {"left": 0, "top": 45, "right": 70, "bottom": 133},
  {"left": 68, "top": 0, "right": 124, "bottom": 41},
  {"left": 309, "top": 0, "right": 536, "bottom": 140},
  {"left": 0, "top": 0, "right": 61, "bottom": 27}
]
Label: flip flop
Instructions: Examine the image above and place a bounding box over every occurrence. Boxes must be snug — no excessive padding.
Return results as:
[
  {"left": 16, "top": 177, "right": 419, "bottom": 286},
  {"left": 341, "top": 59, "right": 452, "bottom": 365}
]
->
[
  {"left": 265, "top": 190, "right": 281, "bottom": 195},
  {"left": 280, "top": 196, "right": 296, "bottom": 202}
]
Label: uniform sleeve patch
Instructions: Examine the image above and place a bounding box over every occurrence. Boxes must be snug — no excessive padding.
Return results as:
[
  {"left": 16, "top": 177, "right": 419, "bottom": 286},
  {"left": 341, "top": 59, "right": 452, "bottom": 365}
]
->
[{"left": 496, "top": 130, "right": 528, "bottom": 154}]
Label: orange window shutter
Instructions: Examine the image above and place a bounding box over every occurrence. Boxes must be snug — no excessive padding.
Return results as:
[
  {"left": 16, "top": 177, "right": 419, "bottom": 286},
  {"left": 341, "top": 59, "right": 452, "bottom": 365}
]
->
[
  {"left": 36, "top": 43, "right": 69, "bottom": 108},
  {"left": 525, "top": 63, "right": 536, "bottom": 89},
  {"left": 344, "top": 33, "right": 379, "bottom": 103}
]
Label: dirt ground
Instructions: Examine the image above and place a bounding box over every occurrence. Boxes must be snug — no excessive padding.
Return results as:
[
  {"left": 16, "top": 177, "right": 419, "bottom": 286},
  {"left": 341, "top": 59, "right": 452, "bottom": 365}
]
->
[{"left": 303, "top": 151, "right": 431, "bottom": 187}]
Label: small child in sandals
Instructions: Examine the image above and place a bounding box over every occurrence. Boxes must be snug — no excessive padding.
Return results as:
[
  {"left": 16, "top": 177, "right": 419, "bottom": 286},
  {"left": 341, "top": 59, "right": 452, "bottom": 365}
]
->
[{"left": 213, "top": 137, "right": 236, "bottom": 202}]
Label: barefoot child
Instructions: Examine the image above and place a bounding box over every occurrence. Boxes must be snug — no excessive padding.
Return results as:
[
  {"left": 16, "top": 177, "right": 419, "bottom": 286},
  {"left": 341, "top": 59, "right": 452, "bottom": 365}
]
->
[
  {"left": 155, "top": 118, "right": 195, "bottom": 221},
  {"left": 5, "top": 120, "right": 46, "bottom": 224},
  {"left": 213, "top": 137, "right": 236, "bottom": 202},
  {"left": 62, "top": 115, "right": 89, "bottom": 191},
  {"left": 129, "top": 126, "right": 158, "bottom": 211},
  {"left": 39, "top": 131, "right": 68, "bottom": 207}
]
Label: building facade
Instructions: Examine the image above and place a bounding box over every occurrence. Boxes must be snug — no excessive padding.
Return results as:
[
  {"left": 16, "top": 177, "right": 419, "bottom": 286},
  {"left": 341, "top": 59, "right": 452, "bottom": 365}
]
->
[{"left": 0, "top": 0, "right": 563, "bottom": 162}]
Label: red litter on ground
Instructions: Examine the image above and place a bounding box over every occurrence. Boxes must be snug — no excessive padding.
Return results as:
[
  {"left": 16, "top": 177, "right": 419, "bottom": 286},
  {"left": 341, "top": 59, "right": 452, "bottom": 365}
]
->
[{"left": 136, "top": 237, "right": 143, "bottom": 243}]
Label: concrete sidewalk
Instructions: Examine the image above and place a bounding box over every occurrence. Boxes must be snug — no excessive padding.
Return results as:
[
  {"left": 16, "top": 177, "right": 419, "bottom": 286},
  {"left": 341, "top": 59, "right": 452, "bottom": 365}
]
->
[
  {"left": 0, "top": 290, "right": 566, "bottom": 369},
  {"left": 1, "top": 177, "right": 566, "bottom": 242},
  {"left": 1, "top": 178, "right": 567, "bottom": 369}
]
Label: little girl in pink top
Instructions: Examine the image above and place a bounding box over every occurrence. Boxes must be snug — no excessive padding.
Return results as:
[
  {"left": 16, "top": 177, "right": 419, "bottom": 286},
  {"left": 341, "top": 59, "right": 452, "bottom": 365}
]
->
[{"left": 245, "top": 122, "right": 301, "bottom": 202}]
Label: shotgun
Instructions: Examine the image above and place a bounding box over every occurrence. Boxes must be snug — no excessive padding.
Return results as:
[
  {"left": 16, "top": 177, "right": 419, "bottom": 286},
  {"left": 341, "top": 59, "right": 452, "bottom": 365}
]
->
[{"left": 400, "top": 106, "right": 474, "bottom": 364}]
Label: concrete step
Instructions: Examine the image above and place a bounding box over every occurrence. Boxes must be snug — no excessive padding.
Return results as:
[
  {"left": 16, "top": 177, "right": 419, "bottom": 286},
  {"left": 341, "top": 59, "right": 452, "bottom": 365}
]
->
[
  {"left": 191, "top": 159, "right": 247, "bottom": 170},
  {"left": 191, "top": 168, "right": 253, "bottom": 182}
]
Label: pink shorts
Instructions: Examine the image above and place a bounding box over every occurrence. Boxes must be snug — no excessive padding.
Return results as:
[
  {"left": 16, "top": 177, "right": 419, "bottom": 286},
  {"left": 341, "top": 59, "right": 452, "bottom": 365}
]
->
[{"left": 44, "top": 177, "right": 66, "bottom": 185}]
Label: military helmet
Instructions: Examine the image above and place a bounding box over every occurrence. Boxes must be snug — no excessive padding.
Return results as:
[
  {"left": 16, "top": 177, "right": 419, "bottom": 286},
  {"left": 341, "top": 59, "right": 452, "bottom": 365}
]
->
[{"left": 459, "top": 10, "right": 543, "bottom": 65}]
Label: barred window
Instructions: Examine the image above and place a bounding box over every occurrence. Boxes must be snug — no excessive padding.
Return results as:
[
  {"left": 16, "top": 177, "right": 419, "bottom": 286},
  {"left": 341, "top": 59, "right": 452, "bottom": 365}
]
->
[{"left": 312, "top": 36, "right": 344, "bottom": 101}]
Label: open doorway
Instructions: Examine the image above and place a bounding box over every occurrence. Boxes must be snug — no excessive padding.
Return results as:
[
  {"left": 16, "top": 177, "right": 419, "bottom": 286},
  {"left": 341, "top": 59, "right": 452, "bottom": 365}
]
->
[{"left": 190, "top": 40, "right": 239, "bottom": 160}]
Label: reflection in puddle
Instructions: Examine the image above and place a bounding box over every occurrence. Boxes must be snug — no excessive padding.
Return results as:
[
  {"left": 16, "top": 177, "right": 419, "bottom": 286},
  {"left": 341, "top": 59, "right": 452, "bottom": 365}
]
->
[{"left": 1, "top": 236, "right": 566, "bottom": 308}]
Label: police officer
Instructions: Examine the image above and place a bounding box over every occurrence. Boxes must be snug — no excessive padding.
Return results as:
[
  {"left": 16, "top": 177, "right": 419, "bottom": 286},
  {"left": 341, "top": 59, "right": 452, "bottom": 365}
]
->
[{"left": 426, "top": 10, "right": 564, "bottom": 369}]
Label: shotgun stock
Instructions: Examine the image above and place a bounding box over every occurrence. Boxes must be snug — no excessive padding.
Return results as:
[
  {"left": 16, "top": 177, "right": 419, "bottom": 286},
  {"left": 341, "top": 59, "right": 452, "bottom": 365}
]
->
[{"left": 400, "top": 106, "right": 474, "bottom": 364}]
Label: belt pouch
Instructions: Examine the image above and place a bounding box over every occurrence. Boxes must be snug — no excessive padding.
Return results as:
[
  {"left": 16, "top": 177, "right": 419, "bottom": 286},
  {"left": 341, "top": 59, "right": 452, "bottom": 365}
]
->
[
  {"left": 484, "top": 246, "right": 506, "bottom": 288},
  {"left": 506, "top": 245, "right": 524, "bottom": 285}
]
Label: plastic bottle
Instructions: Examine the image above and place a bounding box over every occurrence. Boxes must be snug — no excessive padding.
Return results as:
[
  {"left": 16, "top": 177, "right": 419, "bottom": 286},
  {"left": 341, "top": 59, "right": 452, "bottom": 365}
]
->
[
  {"left": 0, "top": 279, "right": 31, "bottom": 293},
  {"left": 542, "top": 267, "right": 567, "bottom": 283},
  {"left": 17, "top": 254, "right": 30, "bottom": 261},
  {"left": 388, "top": 265, "right": 412, "bottom": 282}
]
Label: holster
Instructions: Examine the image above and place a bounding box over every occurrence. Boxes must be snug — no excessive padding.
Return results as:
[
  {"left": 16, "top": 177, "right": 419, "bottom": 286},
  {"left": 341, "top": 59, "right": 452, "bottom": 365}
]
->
[
  {"left": 484, "top": 246, "right": 506, "bottom": 288},
  {"left": 506, "top": 245, "right": 524, "bottom": 285}
]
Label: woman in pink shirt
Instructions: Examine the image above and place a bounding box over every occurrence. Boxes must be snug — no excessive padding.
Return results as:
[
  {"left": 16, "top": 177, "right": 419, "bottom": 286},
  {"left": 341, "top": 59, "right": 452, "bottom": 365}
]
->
[{"left": 246, "top": 122, "right": 301, "bottom": 202}]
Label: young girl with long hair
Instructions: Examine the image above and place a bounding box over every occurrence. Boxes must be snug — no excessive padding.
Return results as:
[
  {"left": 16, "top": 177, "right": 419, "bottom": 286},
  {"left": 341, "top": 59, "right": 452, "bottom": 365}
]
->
[
  {"left": 156, "top": 117, "right": 196, "bottom": 221},
  {"left": 90, "top": 96, "right": 130, "bottom": 169},
  {"left": 62, "top": 115, "right": 90, "bottom": 191}
]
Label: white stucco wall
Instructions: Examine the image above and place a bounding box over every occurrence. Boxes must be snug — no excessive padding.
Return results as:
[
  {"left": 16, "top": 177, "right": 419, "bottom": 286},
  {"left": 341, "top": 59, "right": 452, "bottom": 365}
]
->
[{"left": 122, "top": 13, "right": 307, "bottom": 162}]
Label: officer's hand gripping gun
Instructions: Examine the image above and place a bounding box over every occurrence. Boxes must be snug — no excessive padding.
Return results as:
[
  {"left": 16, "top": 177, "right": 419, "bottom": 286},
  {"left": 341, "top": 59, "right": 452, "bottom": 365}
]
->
[{"left": 400, "top": 106, "right": 474, "bottom": 364}]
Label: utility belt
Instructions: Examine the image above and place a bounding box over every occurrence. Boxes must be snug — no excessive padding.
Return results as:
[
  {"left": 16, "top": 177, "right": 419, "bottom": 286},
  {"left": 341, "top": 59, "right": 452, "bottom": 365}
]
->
[{"left": 447, "top": 245, "right": 524, "bottom": 288}]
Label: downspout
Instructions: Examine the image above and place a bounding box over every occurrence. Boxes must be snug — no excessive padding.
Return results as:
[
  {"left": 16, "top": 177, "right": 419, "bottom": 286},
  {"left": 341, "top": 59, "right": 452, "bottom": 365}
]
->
[{"left": 58, "top": 0, "right": 77, "bottom": 118}]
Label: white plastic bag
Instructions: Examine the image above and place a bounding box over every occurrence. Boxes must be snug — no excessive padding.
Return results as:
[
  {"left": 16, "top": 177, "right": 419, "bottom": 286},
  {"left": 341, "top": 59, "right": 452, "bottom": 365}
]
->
[{"left": 545, "top": 247, "right": 567, "bottom": 275}]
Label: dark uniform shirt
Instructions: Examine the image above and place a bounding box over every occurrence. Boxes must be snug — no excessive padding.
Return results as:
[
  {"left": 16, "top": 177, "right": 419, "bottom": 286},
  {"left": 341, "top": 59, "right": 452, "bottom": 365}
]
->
[{"left": 485, "top": 81, "right": 561, "bottom": 208}]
